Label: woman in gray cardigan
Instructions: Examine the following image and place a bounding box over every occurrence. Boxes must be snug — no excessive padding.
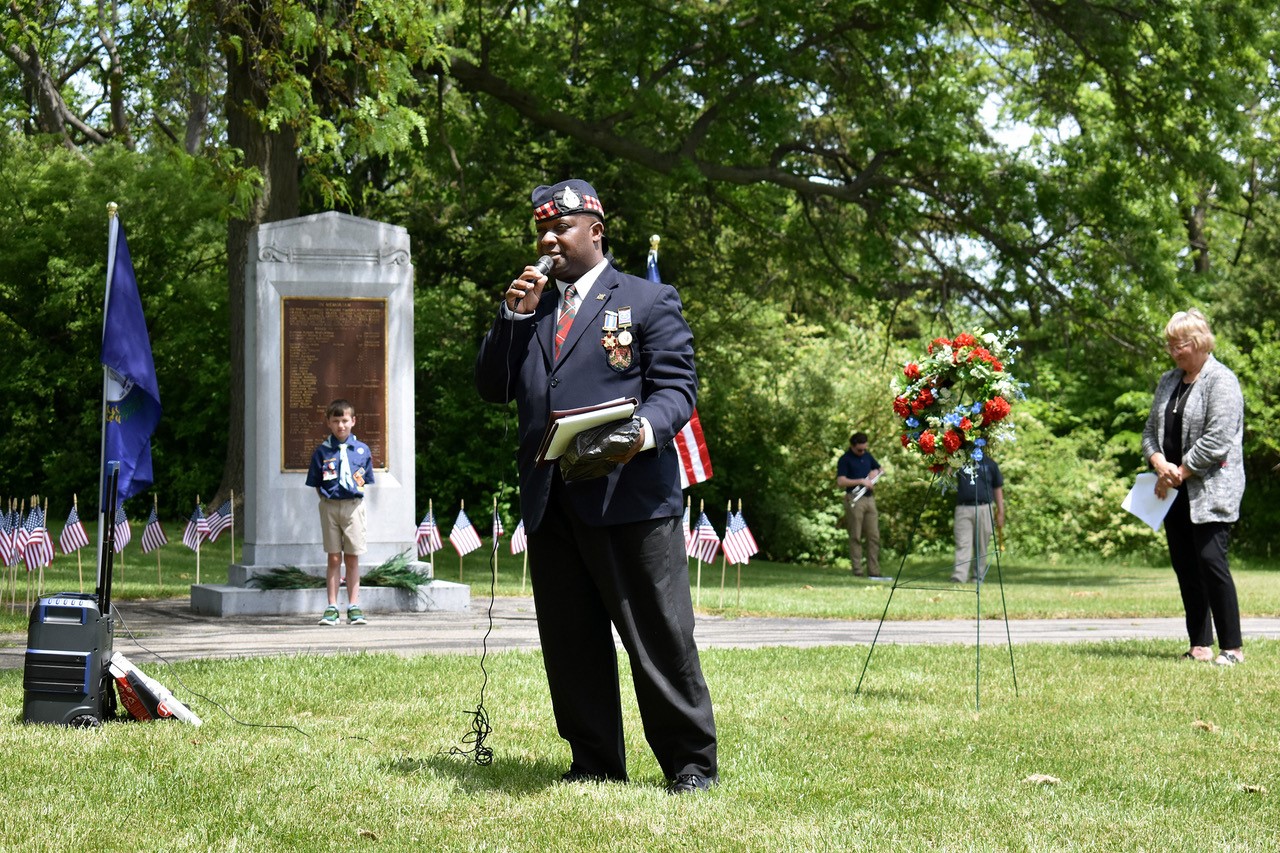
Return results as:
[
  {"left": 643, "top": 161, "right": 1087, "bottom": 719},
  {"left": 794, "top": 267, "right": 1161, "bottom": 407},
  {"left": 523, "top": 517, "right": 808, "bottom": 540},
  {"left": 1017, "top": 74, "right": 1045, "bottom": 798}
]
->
[{"left": 1141, "top": 309, "right": 1246, "bottom": 666}]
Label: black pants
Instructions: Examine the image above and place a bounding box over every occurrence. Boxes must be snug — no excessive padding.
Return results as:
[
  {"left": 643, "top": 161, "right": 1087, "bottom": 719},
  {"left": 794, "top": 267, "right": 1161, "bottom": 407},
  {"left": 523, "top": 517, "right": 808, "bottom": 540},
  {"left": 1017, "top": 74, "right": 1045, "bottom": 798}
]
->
[
  {"left": 1164, "top": 489, "right": 1242, "bottom": 649},
  {"left": 526, "top": 476, "right": 717, "bottom": 781}
]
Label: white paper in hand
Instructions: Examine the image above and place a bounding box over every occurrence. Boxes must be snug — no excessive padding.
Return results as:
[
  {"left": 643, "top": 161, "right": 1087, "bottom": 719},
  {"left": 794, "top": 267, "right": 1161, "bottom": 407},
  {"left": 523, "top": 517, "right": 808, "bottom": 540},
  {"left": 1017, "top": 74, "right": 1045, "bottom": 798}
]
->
[{"left": 1122, "top": 472, "right": 1176, "bottom": 532}]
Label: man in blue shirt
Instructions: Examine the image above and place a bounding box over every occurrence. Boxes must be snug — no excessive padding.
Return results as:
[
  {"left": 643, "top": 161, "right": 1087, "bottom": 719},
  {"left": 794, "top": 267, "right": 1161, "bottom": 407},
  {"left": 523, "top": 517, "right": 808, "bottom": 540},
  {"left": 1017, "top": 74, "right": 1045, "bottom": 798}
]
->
[
  {"left": 951, "top": 457, "right": 1005, "bottom": 583},
  {"left": 837, "top": 432, "right": 884, "bottom": 578}
]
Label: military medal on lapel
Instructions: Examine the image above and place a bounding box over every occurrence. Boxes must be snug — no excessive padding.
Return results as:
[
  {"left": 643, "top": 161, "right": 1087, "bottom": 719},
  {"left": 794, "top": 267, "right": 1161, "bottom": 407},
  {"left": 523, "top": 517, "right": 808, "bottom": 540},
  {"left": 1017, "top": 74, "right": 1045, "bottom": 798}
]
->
[{"left": 602, "top": 308, "right": 634, "bottom": 371}]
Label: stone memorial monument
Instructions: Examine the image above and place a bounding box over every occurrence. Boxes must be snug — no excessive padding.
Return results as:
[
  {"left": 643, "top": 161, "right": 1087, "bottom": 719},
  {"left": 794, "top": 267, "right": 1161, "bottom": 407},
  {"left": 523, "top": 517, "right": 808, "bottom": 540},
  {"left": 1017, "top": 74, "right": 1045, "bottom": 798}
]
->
[{"left": 191, "top": 212, "right": 467, "bottom": 615}]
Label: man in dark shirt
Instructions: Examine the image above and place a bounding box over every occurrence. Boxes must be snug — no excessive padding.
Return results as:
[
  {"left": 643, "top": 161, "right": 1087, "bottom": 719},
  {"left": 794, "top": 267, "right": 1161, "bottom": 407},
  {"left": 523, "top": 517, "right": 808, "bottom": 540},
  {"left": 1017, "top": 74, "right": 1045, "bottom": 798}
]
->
[
  {"left": 951, "top": 457, "right": 1005, "bottom": 583},
  {"left": 836, "top": 432, "right": 884, "bottom": 578}
]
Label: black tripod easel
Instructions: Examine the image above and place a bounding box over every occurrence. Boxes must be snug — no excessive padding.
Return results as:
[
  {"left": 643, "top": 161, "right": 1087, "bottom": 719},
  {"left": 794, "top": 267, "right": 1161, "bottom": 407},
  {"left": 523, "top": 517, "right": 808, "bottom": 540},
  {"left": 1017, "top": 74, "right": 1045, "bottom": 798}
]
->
[{"left": 854, "top": 468, "right": 1018, "bottom": 711}]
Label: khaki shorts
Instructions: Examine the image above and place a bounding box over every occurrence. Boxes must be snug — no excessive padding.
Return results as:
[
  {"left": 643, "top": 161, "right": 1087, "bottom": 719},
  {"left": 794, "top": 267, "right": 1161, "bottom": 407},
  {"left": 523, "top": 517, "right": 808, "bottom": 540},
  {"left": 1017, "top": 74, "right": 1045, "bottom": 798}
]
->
[{"left": 318, "top": 497, "right": 367, "bottom": 555}]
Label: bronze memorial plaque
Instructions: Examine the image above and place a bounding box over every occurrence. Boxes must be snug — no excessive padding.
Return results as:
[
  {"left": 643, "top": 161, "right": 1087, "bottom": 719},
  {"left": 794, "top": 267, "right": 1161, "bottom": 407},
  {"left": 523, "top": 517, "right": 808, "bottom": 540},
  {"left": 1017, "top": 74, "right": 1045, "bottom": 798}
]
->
[{"left": 282, "top": 297, "right": 387, "bottom": 471}]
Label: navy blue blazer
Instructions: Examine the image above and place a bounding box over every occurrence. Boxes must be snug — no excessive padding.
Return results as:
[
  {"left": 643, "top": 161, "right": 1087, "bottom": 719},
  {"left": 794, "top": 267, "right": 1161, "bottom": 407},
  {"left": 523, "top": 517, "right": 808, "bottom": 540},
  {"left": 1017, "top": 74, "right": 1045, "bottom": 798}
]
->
[{"left": 475, "top": 264, "right": 697, "bottom": 532}]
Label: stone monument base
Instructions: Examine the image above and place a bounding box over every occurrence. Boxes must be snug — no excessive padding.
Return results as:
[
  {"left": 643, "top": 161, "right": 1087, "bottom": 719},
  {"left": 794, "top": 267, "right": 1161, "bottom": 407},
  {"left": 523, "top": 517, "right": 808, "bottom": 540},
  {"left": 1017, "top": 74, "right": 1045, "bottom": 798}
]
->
[{"left": 189, "top": 559, "right": 469, "bottom": 617}]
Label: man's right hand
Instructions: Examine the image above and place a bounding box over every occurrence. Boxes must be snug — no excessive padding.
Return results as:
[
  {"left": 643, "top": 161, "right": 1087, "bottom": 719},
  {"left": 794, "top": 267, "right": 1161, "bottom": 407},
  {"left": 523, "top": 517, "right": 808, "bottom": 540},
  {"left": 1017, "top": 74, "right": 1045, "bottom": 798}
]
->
[{"left": 507, "top": 266, "right": 549, "bottom": 314}]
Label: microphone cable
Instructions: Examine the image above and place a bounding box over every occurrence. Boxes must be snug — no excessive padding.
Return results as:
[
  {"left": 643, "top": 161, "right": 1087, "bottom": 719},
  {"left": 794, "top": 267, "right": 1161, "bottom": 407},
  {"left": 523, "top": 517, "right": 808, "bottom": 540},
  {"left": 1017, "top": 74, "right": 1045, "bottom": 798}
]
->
[{"left": 444, "top": 260, "right": 537, "bottom": 766}]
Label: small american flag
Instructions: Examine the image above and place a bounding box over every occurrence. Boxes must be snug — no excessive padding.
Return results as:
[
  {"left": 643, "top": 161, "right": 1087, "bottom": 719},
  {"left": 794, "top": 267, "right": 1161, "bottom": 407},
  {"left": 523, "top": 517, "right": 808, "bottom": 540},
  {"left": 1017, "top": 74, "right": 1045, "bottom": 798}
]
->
[
  {"left": 112, "top": 505, "right": 132, "bottom": 553},
  {"left": 510, "top": 519, "right": 527, "bottom": 555},
  {"left": 23, "top": 506, "right": 54, "bottom": 568},
  {"left": 0, "top": 509, "right": 14, "bottom": 566},
  {"left": 59, "top": 503, "right": 90, "bottom": 554},
  {"left": 721, "top": 509, "right": 753, "bottom": 565},
  {"left": 206, "top": 499, "right": 233, "bottom": 542},
  {"left": 183, "top": 503, "right": 210, "bottom": 551},
  {"left": 416, "top": 510, "right": 443, "bottom": 557},
  {"left": 449, "top": 508, "right": 482, "bottom": 556},
  {"left": 141, "top": 505, "right": 168, "bottom": 554},
  {"left": 736, "top": 510, "right": 759, "bottom": 557},
  {"left": 492, "top": 509, "right": 505, "bottom": 541},
  {"left": 690, "top": 511, "right": 720, "bottom": 564}
]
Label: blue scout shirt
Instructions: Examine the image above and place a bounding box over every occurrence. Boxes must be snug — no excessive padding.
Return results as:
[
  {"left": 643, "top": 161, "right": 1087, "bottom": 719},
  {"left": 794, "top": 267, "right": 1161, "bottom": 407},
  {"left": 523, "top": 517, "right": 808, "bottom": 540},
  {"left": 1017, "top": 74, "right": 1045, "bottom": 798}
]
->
[{"left": 305, "top": 434, "right": 374, "bottom": 500}]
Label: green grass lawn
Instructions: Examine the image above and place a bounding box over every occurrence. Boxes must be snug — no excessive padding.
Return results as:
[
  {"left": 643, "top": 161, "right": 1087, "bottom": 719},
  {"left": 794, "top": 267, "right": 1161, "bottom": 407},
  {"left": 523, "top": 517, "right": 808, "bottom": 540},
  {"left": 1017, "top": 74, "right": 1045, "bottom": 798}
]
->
[{"left": 2, "top": 641, "right": 1277, "bottom": 851}]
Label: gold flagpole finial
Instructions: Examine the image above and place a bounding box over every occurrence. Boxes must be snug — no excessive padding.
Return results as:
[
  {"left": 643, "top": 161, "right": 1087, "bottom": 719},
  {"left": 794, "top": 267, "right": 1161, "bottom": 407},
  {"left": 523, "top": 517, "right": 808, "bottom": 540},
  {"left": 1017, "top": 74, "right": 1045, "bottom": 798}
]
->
[
  {"left": 649, "top": 234, "right": 660, "bottom": 253},
  {"left": 107, "top": 202, "right": 118, "bottom": 219}
]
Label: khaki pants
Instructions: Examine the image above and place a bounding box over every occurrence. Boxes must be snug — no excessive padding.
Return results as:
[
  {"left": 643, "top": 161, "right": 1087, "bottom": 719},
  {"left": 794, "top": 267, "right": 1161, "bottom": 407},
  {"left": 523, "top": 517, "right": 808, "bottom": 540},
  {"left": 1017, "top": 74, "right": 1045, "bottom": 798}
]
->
[
  {"left": 952, "top": 503, "right": 994, "bottom": 583},
  {"left": 844, "top": 492, "right": 880, "bottom": 576}
]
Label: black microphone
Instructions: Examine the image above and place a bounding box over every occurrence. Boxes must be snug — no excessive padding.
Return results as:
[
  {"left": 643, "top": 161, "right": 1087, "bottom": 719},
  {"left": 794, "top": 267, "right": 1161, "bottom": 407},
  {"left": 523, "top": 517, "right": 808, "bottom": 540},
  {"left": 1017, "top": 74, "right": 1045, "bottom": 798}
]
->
[{"left": 533, "top": 254, "right": 553, "bottom": 275}]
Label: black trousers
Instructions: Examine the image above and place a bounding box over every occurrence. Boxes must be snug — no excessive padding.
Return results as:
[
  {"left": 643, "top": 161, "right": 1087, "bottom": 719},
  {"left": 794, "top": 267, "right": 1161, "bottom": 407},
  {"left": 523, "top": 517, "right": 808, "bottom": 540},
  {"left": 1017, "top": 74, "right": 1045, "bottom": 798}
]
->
[
  {"left": 526, "top": 476, "right": 717, "bottom": 782},
  {"left": 1164, "top": 489, "right": 1242, "bottom": 649}
]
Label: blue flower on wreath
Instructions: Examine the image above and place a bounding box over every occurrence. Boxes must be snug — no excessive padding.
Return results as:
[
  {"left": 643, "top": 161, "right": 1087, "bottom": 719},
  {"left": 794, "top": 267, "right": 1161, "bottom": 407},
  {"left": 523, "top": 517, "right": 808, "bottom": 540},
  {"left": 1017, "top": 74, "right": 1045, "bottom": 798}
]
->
[
  {"left": 942, "top": 412, "right": 964, "bottom": 427},
  {"left": 975, "top": 438, "right": 987, "bottom": 447},
  {"left": 906, "top": 417, "right": 919, "bottom": 428},
  {"left": 971, "top": 402, "right": 983, "bottom": 414},
  {"left": 973, "top": 448, "right": 985, "bottom": 461}
]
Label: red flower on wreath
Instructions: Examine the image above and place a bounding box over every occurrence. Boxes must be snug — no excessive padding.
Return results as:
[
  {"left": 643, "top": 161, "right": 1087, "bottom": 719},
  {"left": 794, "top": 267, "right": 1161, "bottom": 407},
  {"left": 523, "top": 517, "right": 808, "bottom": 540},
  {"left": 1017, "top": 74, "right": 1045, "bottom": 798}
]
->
[
  {"left": 900, "top": 434, "right": 910, "bottom": 448},
  {"left": 982, "top": 396, "right": 1011, "bottom": 424},
  {"left": 953, "top": 332, "right": 977, "bottom": 348},
  {"left": 904, "top": 363, "right": 921, "bottom": 380},
  {"left": 942, "top": 430, "right": 963, "bottom": 454},
  {"left": 918, "top": 431, "right": 937, "bottom": 454},
  {"left": 960, "top": 417, "right": 973, "bottom": 431},
  {"left": 927, "top": 336, "right": 952, "bottom": 354},
  {"left": 893, "top": 397, "right": 912, "bottom": 418}
]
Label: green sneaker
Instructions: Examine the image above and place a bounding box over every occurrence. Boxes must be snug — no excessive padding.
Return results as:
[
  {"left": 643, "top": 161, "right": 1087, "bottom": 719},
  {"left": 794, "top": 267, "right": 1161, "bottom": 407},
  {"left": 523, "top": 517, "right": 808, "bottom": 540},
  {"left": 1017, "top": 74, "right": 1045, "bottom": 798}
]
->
[
  {"left": 347, "top": 605, "right": 367, "bottom": 625},
  {"left": 318, "top": 605, "right": 340, "bottom": 626}
]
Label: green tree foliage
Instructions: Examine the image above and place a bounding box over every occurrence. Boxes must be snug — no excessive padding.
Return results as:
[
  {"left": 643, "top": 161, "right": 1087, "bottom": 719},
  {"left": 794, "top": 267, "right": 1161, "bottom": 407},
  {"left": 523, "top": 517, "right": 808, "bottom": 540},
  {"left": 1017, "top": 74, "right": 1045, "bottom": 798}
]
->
[{"left": 0, "top": 138, "right": 227, "bottom": 515}]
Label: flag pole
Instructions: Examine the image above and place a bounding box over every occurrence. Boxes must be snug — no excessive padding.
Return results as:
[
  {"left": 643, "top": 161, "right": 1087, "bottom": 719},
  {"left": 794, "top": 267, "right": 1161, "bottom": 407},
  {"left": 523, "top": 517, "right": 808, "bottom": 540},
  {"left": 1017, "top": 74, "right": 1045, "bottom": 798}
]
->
[
  {"left": 736, "top": 499, "right": 744, "bottom": 608},
  {"left": 719, "top": 500, "right": 730, "bottom": 608},
  {"left": 96, "top": 202, "right": 120, "bottom": 587},
  {"left": 74, "top": 494, "right": 84, "bottom": 592},
  {"left": 458, "top": 499, "right": 465, "bottom": 582},
  {"left": 694, "top": 499, "right": 704, "bottom": 608}
]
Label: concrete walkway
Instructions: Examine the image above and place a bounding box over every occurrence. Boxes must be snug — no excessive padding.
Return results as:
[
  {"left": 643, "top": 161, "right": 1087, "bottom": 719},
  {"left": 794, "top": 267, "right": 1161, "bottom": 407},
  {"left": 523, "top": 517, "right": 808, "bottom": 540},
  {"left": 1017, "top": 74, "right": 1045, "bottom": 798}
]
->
[{"left": 5, "top": 597, "right": 1280, "bottom": 668}]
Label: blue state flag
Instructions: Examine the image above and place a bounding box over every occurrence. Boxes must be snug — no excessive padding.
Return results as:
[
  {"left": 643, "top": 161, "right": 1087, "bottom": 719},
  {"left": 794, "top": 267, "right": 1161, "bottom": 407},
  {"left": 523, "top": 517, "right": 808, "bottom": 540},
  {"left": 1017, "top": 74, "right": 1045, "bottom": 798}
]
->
[{"left": 101, "top": 216, "right": 161, "bottom": 503}]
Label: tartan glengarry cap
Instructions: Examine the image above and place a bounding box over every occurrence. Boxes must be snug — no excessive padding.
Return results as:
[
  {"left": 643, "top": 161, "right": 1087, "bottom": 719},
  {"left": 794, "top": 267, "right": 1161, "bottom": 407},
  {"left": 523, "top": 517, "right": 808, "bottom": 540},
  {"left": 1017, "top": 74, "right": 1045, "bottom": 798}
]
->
[{"left": 531, "top": 179, "right": 605, "bottom": 222}]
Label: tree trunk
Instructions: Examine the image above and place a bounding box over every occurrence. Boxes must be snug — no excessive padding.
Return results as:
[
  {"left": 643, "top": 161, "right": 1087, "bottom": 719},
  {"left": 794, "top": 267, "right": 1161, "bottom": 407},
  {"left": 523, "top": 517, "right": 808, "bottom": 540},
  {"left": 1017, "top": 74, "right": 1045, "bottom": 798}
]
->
[{"left": 217, "top": 36, "right": 300, "bottom": 514}]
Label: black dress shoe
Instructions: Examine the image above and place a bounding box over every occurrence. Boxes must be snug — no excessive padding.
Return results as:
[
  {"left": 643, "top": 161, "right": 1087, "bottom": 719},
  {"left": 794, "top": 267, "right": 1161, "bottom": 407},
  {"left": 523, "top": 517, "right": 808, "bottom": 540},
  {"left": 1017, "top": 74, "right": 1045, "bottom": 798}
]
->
[{"left": 666, "top": 773, "right": 718, "bottom": 794}]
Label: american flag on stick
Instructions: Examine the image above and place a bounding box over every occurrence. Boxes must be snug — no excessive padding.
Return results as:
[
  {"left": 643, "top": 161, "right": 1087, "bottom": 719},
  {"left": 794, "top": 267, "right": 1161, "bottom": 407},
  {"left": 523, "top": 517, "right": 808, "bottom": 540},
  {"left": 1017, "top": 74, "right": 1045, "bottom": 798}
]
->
[
  {"left": 722, "top": 508, "right": 753, "bottom": 565},
  {"left": 449, "top": 508, "right": 482, "bottom": 556},
  {"left": 510, "top": 519, "right": 527, "bottom": 555},
  {"left": 112, "top": 505, "right": 132, "bottom": 553},
  {"left": 59, "top": 500, "right": 90, "bottom": 555},
  {"left": 690, "top": 511, "right": 721, "bottom": 565},
  {"left": 416, "top": 507, "right": 443, "bottom": 557},
  {"left": 183, "top": 502, "right": 209, "bottom": 551},
  {"left": 141, "top": 504, "right": 168, "bottom": 554},
  {"left": 23, "top": 504, "right": 54, "bottom": 569},
  {"left": 206, "top": 499, "right": 233, "bottom": 542}
]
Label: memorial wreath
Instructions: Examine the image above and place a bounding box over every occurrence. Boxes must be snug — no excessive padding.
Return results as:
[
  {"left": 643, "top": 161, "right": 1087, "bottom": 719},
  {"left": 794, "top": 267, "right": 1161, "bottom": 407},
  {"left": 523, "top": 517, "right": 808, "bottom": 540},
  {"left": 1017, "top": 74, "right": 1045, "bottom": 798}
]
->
[{"left": 892, "top": 330, "right": 1021, "bottom": 475}]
